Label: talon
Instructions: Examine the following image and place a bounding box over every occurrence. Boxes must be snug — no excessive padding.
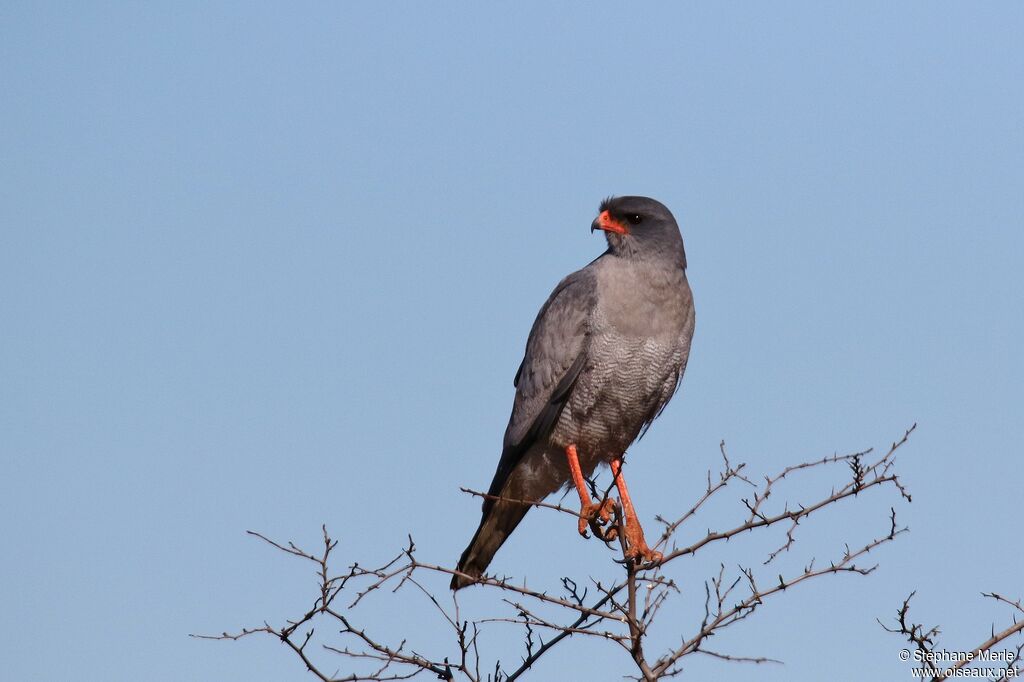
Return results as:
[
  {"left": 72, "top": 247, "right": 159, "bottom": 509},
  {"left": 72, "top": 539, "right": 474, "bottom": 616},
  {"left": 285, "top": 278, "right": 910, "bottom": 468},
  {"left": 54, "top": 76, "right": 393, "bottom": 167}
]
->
[
  {"left": 565, "top": 445, "right": 625, "bottom": 545},
  {"left": 579, "top": 497, "right": 615, "bottom": 539},
  {"left": 591, "top": 498, "right": 617, "bottom": 541},
  {"left": 611, "top": 457, "right": 662, "bottom": 566},
  {"left": 577, "top": 505, "right": 594, "bottom": 538},
  {"left": 621, "top": 512, "right": 662, "bottom": 566}
]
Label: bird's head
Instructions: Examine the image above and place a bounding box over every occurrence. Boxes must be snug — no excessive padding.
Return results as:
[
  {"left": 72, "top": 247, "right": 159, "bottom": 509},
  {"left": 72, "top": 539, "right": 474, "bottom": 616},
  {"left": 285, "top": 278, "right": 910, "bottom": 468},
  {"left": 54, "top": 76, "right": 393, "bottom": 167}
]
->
[{"left": 591, "top": 196, "right": 686, "bottom": 266}]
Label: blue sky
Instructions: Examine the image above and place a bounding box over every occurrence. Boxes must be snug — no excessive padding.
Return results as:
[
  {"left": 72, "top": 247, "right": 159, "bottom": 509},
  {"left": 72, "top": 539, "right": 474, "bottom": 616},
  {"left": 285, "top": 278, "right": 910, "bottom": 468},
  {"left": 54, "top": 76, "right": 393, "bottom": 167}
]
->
[{"left": 2, "top": 3, "right": 1022, "bottom": 680}]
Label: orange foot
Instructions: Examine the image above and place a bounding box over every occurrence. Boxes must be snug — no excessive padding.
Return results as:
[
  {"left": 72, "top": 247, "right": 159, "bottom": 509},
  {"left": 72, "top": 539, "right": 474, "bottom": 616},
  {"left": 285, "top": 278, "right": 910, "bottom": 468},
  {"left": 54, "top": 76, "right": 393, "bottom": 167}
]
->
[
  {"left": 579, "top": 497, "right": 618, "bottom": 540},
  {"left": 565, "top": 444, "right": 618, "bottom": 542},
  {"left": 622, "top": 514, "right": 663, "bottom": 565},
  {"left": 611, "top": 457, "right": 663, "bottom": 566}
]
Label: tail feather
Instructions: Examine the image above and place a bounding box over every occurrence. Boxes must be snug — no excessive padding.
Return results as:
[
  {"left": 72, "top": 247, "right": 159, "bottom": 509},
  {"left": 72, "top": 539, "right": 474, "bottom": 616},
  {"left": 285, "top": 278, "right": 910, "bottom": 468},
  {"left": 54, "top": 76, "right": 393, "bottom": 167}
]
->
[{"left": 450, "top": 498, "right": 530, "bottom": 590}]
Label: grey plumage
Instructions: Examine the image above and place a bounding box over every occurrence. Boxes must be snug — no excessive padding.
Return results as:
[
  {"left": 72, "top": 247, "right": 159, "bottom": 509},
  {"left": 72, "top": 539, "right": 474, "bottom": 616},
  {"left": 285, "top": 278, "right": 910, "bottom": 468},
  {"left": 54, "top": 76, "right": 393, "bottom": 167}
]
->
[{"left": 451, "top": 196, "right": 695, "bottom": 590}]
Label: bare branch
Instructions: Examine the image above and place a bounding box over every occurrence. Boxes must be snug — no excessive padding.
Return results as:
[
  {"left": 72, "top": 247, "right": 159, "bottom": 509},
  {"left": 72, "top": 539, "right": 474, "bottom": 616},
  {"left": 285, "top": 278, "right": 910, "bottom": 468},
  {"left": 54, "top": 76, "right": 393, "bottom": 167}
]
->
[
  {"left": 882, "top": 590, "right": 1024, "bottom": 681},
  {"left": 199, "top": 427, "right": 918, "bottom": 681}
]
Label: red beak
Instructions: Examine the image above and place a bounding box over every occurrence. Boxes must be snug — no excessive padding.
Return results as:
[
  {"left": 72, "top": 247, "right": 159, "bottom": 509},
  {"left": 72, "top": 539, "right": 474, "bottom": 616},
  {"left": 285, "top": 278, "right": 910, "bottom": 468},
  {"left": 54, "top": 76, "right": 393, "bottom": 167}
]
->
[{"left": 592, "top": 210, "right": 629, "bottom": 235}]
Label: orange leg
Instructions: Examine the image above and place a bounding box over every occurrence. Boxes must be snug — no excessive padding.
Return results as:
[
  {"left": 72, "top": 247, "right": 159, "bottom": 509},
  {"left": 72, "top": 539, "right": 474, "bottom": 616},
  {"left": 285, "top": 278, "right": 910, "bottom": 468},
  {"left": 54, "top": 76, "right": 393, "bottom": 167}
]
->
[
  {"left": 565, "top": 444, "right": 615, "bottom": 538},
  {"left": 610, "top": 458, "right": 662, "bottom": 564}
]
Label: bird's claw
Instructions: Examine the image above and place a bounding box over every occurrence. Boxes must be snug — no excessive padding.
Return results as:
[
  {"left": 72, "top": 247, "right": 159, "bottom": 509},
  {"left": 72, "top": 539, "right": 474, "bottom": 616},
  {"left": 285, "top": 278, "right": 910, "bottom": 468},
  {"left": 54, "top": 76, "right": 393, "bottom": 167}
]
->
[
  {"left": 622, "top": 518, "right": 662, "bottom": 567},
  {"left": 578, "top": 498, "right": 617, "bottom": 541},
  {"left": 625, "top": 546, "right": 663, "bottom": 569}
]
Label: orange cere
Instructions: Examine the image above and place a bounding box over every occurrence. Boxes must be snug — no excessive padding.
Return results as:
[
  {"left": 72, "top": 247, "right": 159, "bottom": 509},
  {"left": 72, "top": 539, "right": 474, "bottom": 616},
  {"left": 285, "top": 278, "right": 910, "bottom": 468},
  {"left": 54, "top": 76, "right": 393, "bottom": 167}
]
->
[{"left": 596, "top": 210, "right": 629, "bottom": 235}]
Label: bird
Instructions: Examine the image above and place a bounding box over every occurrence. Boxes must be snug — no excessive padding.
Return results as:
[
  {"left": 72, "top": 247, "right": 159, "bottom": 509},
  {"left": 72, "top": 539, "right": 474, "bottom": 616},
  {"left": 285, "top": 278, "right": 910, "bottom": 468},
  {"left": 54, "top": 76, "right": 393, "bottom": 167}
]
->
[{"left": 450, "top": 196, "right": 695, "bottom": 590}]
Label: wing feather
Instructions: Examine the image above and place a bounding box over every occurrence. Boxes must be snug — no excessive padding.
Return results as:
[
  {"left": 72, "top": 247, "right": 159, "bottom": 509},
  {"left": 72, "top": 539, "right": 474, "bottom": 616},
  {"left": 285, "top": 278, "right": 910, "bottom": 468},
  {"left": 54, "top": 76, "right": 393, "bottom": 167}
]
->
[{"left": 483, "top": 268, "right": 597, "bottom": 508}]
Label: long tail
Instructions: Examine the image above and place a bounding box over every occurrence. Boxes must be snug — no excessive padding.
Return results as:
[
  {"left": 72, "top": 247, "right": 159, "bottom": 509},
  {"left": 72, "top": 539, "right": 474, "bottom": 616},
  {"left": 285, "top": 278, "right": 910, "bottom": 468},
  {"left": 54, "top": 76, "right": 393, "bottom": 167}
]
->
[{"left": 450, "top": 497, "right": 530, "bottom": 590}]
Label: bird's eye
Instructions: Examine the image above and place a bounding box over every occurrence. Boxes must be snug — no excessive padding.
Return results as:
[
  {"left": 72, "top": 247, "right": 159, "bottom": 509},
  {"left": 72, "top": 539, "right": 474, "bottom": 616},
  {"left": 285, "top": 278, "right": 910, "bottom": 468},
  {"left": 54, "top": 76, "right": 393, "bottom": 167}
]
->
[{"left": 627, "top": 214, "right": 643, "bottom": 225}]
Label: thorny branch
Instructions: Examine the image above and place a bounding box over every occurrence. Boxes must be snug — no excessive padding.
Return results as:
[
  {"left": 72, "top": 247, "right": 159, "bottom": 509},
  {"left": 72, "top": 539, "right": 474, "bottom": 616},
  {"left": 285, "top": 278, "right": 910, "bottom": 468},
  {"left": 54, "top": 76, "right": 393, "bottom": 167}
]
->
[
  {"left": 881, "top": 591, "right": 1024, "bottom": 681},
  {"left": 196, "top": 427, "right": 928, "bottom": 680}
]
